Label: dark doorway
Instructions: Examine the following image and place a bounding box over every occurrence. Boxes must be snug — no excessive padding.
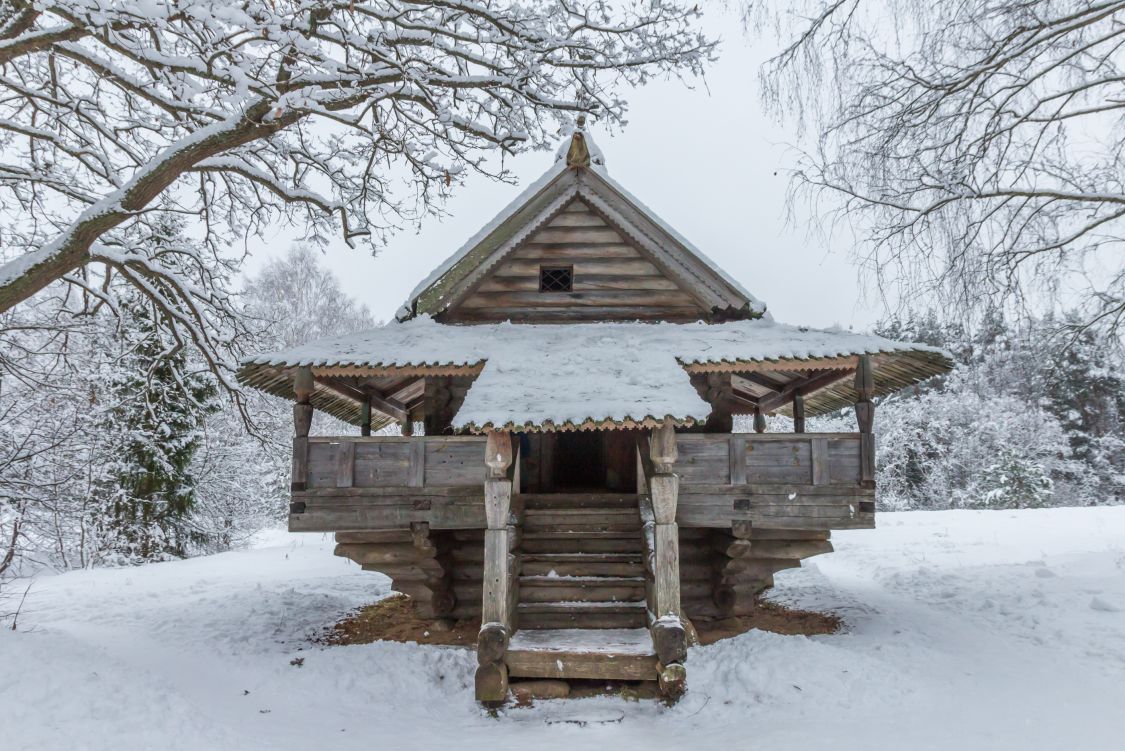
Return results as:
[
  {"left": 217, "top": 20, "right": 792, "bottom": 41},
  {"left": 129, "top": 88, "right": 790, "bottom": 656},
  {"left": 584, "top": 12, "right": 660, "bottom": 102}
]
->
[
  {"left": 519, "top": 430, "right": 637, "bottom": 492},
  {"left": 554, "top": 432, "right": 605, "bottom": 490}
]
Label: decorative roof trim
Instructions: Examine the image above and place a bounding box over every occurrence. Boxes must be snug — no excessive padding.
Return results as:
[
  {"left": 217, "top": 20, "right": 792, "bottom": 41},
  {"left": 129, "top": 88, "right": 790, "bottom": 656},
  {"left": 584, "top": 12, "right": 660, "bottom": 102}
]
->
[{"left": 460, "top": 414, "right": 700, "bottom": 434}]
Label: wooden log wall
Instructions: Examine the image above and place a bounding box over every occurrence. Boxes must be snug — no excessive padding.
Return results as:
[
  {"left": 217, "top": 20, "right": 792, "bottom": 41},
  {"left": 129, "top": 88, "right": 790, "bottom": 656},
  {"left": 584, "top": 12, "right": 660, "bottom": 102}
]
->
[
  {"left": 677, "top": 525, "right": 834, "bottom": 620},
  {"left": 440, "top": 200, "right": 709, "bottom": 323},
  {"left": 423, "top": 376, "right": 473, "bottom": 435},
  {"left": 333, "top": 524, "right": 457, "bottom": 619},
  {"left": 689, "top": 372, "right": 735, "bottom": 433}
]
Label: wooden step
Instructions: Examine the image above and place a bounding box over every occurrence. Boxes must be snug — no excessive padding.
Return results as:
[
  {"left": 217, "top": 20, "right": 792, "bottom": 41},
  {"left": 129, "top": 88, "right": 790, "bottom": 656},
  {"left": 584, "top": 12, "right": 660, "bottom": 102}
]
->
[
  {"left": 520, "top": 536, "right": 643, "bottom": 554},
  {"left": 518, "top": 575, "right": 646, "bottom": 603},
  {"left": 521, "top": 493, "right": 640, "bottom": 510},
  {"left": 506, "top": 628, "right": 658, "bottom": 681},
  {"left": 518, "top": 601, "right": 647, "bottom": 629},
  {"left": 521, "top": 553, "right": 643, "bottom": 578},
  {"left": 523, "top": 508, "right": 641, "bottom": 535}
]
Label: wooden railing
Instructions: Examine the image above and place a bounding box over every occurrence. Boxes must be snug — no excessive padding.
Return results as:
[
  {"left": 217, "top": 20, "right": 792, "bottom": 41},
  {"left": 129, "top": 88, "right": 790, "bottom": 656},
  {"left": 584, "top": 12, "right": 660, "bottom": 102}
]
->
[
  {"left": 675, "top": 433, "right": 875, "bottom": 530},
  {"left": 288, "top": 435, "right": 488, "bottom": 532}
]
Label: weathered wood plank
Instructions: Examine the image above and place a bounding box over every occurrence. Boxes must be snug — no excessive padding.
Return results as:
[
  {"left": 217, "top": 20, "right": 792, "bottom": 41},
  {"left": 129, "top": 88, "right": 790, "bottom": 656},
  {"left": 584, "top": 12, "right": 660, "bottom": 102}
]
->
[
  {"left": 478, "top": 272, "right": 680, "bottom": 292},
  {"left": 529, "top": 226, "right": 630, "bottom": 245},
  {"left": 450, "top": 306, "right": 704, "bottom": 322},
  {"left": 458, "top": 290, "right": 701, "bottom": 309},
  {"left": 493, "top": 258, "right": 662, "bottom": 277},
  {"left": 654, "top": 523, "right": 681, "bottom": 618},
  {"left": 335, "top": 442, "right": 355, "bottom": 488},
  {"left": 729, "top": 434, "right": 747, "bottom": 485},
  {"left": 542, "top": 209, "right": 604, "bottom": 227},
  {"left": 481, "top": 528, "right": 511, "bottom": 626},
  {"left": 811, "top": 437, "right": 829, "bottom": 486},
  {"left": 425, "top": 441, "right": 483, "bottom": 486},
  {"left": 407, "top": 440, "right": 425, "bottom": 488},
  {"left": 505, "top": 650, "right": 658, "bottom": 681},
  {"left": 510, "top": 244, "right": 641, "bottom": 260},
  {"left": 291, "top": 436, "right": 309, "bottom": 491}
]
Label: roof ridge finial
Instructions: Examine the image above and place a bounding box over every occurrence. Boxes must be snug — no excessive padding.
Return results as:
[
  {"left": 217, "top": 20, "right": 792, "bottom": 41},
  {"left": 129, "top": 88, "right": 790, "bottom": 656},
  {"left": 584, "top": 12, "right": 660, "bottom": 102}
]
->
[{"left": 565, "top": 115, "right": 591, "bottom": 169}]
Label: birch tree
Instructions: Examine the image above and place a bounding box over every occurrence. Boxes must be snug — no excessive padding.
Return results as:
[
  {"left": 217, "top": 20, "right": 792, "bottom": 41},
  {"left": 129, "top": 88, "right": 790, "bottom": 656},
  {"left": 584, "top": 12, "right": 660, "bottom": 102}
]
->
[
  {"left": 0, "top": 0, "right": 712, "bottom": 388},
  {"left": 744, "top": 0, "right": 1125, "bottom": 334}
]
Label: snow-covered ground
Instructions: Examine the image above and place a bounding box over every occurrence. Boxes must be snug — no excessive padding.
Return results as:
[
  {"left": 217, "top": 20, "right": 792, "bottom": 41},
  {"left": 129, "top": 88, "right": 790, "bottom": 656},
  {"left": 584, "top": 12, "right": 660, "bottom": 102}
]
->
[{"left": 3, "top": 508, "right": 1124, "bottom": 750}]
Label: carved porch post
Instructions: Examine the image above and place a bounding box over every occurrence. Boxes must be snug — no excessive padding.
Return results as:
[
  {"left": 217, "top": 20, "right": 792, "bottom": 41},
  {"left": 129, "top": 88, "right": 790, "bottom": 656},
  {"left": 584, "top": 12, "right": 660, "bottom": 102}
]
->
[
  {"left": 476, "top": 430, "right": 515, "bottom": 704},
  {"left": 648, "top": 418, "right": 687, "bottom": 697},
  {"left": 854, "top": 355, "right": 876, "bottom": 488},
  {"left": 360, "top": 396, "right": 372, "bottom": 437},
  {"left": 793, "top": 393, "right": 806, "bottom": 434},
  {"left": 291, "top": 366, "right": 314, "bottom": 492},
  {"left": 753, "top": 405, "right": 767, "bottom": 433}
]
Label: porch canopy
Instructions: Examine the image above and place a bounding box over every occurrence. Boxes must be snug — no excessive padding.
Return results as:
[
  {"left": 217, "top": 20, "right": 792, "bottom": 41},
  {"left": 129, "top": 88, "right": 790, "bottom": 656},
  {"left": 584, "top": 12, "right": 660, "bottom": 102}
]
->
[{"left": 239, "top": 316, "right": 952, "bottom": 433}]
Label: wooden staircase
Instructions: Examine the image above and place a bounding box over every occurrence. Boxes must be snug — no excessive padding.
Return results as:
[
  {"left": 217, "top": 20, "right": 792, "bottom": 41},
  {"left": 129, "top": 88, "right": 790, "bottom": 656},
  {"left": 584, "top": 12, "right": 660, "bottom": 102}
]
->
[{"left": 505, "top": 492, "right": 659, "bottom": 682}]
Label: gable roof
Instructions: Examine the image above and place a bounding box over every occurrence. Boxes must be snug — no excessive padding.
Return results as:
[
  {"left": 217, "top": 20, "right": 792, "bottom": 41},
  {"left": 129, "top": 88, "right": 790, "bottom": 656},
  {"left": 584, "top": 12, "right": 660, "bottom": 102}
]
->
[{"left": 398, "top": 129, "right": 767, "bottom": 322}]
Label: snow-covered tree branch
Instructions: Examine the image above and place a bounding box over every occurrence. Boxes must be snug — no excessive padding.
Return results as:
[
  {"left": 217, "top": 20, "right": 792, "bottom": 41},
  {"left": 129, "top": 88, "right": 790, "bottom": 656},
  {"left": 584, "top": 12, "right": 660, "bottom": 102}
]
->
[
  {"left": 0, "top": 0, "right": 712, "bottom": 377},
  {"left": 743, "top": 0, "right": 1125, "bottom": 333}
]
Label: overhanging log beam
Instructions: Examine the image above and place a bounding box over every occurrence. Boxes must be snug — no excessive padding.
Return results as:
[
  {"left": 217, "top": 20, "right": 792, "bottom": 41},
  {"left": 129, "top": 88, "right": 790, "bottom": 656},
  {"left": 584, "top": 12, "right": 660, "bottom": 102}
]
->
[
  {"left": 756, "top": 368, "right": 855, "bottom": 414},
  {"left": 366, "top": 391, "right": 409, "bottom": 424},
  {"left": 334, "top": 377, "right": 410, "bottom": 424},
  {"left": 734, "top": 372, "right": 788, "bottom": 392}
]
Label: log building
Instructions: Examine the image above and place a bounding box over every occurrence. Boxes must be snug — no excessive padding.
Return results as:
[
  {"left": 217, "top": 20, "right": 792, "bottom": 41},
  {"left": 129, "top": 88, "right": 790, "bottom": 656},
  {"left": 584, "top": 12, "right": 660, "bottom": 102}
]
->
[{"left": 239, "top": 127, "right": 952, "bottom": 703}]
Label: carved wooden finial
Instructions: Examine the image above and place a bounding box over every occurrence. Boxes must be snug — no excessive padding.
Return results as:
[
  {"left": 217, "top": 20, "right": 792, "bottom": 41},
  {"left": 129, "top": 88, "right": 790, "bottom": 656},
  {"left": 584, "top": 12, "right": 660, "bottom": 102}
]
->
[{"left": 565, "top": 130, "right": 591, "bottom": 168}]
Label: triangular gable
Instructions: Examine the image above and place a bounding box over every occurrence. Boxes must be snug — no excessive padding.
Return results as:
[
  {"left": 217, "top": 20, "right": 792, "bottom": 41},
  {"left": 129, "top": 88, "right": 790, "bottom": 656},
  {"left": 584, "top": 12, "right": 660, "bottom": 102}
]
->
[
  {"left": 442, "top": 197, "right": 713, "bottom": 322},
  {"left": 399, "top": 133, "right": 767, "bottom": 323}
]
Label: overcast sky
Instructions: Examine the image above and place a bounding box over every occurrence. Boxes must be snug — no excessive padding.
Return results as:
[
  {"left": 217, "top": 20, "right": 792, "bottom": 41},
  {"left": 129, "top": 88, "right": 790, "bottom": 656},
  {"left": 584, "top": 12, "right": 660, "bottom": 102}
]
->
[{"left": 243, "top": 6, "right": 882, "bottom": 331}]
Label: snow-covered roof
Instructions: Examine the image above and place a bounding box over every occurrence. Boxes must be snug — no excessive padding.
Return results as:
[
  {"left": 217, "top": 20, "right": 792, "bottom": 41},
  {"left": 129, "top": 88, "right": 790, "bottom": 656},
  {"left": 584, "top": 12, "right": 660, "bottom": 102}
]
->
[
  {"left": 397, "top": 127, "right": 767, "bottom": 322},
  {"left": 239, "top": 316, "right": 952, "bottom": 432}
]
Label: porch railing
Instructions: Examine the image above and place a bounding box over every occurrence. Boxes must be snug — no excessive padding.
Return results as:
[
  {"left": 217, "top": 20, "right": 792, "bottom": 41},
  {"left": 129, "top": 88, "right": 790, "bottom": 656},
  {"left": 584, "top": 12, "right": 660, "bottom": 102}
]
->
[
  {"left": 675, "top": 432, "right": 875, "bottom": 529},
  {"left": 288, "top": 435, "right": 488, "bottom": 531}
]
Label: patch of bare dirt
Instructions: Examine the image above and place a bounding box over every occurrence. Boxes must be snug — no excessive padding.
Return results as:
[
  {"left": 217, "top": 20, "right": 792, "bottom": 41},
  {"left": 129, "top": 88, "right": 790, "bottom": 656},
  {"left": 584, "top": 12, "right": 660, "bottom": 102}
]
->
[
  {"left": 319, "top": 594, "right": 839, "bottom": 650},
  {"left": 319, "top": 594, "right": 479, "bottom": 647},
  {"left": 693, "top": 598, "right": 842, "bottom": 645}
]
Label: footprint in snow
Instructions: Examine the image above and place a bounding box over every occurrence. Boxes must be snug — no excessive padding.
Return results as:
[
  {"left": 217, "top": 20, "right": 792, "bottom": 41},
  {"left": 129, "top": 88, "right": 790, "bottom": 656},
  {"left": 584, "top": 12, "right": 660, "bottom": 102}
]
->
[{"left": 1089, "top": 597, "right": 1122, "bottom": 613}]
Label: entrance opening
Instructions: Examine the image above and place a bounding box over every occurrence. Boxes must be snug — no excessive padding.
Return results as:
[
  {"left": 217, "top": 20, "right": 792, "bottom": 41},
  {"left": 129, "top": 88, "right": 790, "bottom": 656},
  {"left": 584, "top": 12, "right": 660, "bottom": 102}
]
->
[
  {"left": 519, "top": 430, "right": 637, "bottom": 493},
  {"left": 554, "top": 432, "right": 604, "bottom": 490}
]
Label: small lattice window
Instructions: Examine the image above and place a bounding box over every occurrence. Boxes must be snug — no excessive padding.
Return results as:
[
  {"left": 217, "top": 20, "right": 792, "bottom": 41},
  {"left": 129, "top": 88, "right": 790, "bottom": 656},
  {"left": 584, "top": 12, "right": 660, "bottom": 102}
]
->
[{"left": 539, "top": 265, "right": 573, "bottom": 292}]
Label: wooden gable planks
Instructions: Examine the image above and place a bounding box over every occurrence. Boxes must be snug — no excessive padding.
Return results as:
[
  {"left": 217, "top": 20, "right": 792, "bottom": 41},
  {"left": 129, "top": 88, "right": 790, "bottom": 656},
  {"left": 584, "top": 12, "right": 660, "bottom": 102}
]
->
[{"left": 440, "top": 199, "right": 710, "bottom": 323}]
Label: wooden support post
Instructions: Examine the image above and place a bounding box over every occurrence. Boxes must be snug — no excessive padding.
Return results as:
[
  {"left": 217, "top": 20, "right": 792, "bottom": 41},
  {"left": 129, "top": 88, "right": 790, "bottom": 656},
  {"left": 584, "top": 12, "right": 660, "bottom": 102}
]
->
[
  {"left": 291, "top": 366, "right": 314, "bottom": 492},
  {"left": 793, "top": 393, "right": 806, "bottom": 433},
  {"left": 753, "top": 406, "right": 767, "bottom": 433},
  {"left": 477, "top": 430, "right": 516, "bottom": 704},
  {"left": 647, "top": 419, "right": 686, "bottom": 698},
  {"left": 653, "top": 523, "right": 681, "bottom": 617},
  {"left": 854, "top": 355, "right": 876, "bottom": 488},
  {"left": 360, "top": 396, "right": 371, "bottom": 437}
]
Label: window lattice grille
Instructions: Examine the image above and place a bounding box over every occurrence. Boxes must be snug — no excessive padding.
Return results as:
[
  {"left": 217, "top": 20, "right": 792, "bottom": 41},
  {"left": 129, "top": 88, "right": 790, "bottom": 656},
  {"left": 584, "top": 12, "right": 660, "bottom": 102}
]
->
[{"left": 539, "top": 266, "right": 573, "bottom": 292}]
